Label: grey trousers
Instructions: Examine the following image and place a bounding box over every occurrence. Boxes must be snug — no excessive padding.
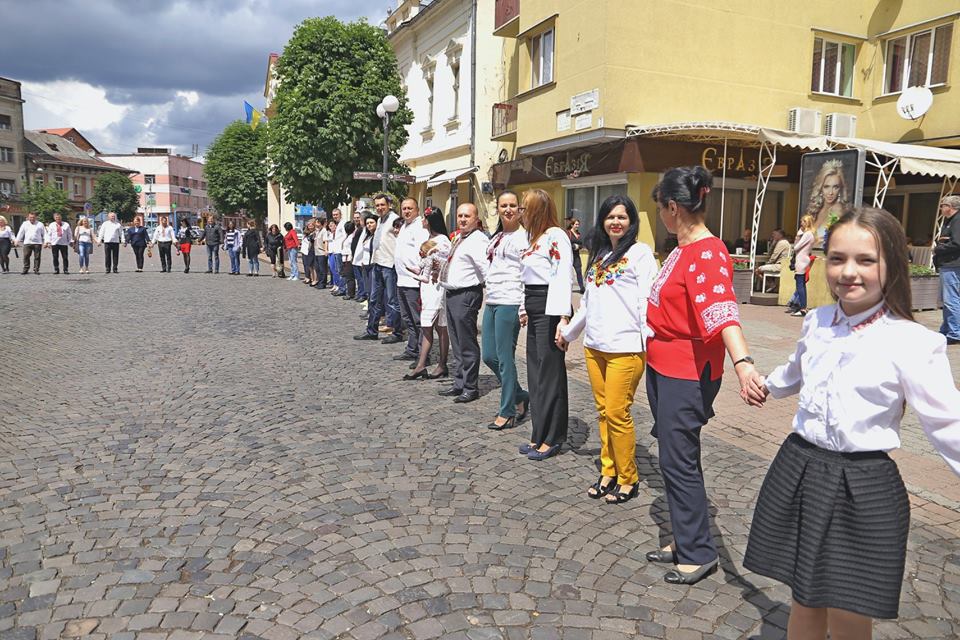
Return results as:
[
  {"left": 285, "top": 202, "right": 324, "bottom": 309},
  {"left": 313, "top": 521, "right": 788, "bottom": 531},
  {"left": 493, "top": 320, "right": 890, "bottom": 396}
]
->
[
  {"left": 445, "top": 286, "right": 483, "bottom": 394},
  {"left": 397, "top": 286, "right": 422, "bottom": 357}
]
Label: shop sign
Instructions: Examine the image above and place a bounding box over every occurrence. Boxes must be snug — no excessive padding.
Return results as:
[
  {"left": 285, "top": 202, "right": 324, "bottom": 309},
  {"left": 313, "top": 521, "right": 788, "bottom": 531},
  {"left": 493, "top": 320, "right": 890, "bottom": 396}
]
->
[
  {"left": 700, "top": 146, "right": 758, "bottom": 173},
  {"left": 544, "top": 151, "right": 592, "bottom": 179}
]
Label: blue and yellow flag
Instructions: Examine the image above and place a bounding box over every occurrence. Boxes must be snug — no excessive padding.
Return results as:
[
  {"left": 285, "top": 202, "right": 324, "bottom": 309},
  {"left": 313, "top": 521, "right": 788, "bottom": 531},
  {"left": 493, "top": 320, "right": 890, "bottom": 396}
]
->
[{"left": 243, "top": 101, "right": 265, "bottom": 130}]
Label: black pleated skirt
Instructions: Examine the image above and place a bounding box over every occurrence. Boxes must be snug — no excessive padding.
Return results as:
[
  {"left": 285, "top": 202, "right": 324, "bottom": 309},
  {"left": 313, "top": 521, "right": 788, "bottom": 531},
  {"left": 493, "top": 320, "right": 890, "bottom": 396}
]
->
[{"left": 743, "top": 433, "right": 910, "bottom": 619}]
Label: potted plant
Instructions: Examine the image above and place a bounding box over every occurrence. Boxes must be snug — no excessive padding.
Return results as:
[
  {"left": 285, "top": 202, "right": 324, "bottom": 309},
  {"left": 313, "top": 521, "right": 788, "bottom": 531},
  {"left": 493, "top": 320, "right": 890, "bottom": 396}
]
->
[
  {"left": 731, "top": 256, "right": 753, "bottom": 304},
  {"left": 909, "top": 264, "right": 941, "bottom": 311}
]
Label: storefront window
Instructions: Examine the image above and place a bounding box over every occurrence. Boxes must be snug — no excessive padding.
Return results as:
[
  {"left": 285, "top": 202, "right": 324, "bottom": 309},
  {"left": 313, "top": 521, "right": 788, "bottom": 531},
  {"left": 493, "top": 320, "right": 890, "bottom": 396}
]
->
[
  {"left": 564, "top": 182, "right": 627, "bottom": 234},
  {"left": 906, "top": 192, "right": 939, "bottom": 245}
]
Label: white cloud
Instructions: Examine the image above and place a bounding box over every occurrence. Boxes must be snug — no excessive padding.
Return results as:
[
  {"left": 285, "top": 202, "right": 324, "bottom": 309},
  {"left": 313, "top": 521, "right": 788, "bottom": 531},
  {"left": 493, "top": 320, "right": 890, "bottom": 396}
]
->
[{"left": 21, "top": 80, "right": 128, "bottom": 132}]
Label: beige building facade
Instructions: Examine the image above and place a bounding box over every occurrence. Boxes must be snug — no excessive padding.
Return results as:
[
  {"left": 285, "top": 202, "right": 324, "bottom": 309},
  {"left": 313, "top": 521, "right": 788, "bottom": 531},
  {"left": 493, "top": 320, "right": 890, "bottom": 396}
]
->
[{"left": 0, "top": 77, "right": 26, "bottom": 223}]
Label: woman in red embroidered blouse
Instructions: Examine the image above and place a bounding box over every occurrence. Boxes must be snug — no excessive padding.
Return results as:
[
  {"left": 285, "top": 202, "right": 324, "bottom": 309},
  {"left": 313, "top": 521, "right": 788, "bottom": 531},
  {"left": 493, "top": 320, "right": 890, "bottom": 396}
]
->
[{"left": 644, "top": 166, "right": 764, "bottom": 586}]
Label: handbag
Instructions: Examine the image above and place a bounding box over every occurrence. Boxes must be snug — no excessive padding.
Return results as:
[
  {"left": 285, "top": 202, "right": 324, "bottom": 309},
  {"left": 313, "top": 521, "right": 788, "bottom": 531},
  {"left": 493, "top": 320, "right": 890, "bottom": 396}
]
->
[{"left": 147, "top": 246, "right": 153, "bottom": 258}]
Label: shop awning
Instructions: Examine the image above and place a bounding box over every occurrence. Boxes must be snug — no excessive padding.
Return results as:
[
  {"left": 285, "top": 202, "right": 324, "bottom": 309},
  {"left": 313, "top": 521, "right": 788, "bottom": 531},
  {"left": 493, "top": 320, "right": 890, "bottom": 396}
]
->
[{"left": 426, "top": 166, "right": 478, "bottom": 187}]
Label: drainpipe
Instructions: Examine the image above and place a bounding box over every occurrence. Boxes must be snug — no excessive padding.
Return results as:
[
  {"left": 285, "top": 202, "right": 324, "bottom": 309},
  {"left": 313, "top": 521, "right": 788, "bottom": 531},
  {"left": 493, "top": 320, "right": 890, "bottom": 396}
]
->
[{"left": 469, "top": 0, "right": 477, "bottom": 201}]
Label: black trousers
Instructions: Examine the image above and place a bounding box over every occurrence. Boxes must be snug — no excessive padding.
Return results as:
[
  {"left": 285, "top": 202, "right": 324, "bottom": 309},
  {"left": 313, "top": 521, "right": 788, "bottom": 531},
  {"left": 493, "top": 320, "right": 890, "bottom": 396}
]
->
[
  {"left": 646, "top": 362, "right": 722, "bottom": 566},
  {"left": 0, "top": 237, "right": 9, "bottom": 271},
  {"left": 104, "top": 242, "right": 120, "bottom": 271},
  {"left": 315, "top": 254, "right": 328, "bottom": 286},
  {"left": 341, "top": 260, "right": 356, "bottom": 297},
  {"left": 158, "top": 242, "right": 172, "bottom": 271},
  {"left": 525, "top": 287, "right": 568, "bottom": 447},
  {"left": 398, "top": 285, "right": 422, "bottom": 357},
  {"left": 132, "top": 245, "right": 146, "bottom": 269},
  {"left": 50, "top": 244, "right": 69, "bottom": 272},
  {"left": 22, "top": 244, "right": 41, "bottom": 273},
  {"left": 445, "top": 286, "right": 483, "bottom": 394}
]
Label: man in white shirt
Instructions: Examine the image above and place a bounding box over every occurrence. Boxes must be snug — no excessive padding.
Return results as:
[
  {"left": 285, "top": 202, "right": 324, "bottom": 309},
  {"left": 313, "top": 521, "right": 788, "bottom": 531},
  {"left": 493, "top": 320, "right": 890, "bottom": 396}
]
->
[
  {"left": 97, "top": 211, "right": 124, "bottom": 273},
  {"left": 329, "top": 208, "right": 346, "bottom": 294},
  {"left": 355, "top": 194, "right": 402, "bottom": 341},
  {"left": 44, "top": 212, "right": 74, "bottom": 275},
  {"left": 439, "top": 202, "right": 489, "bottom": 403},
  {"left": 15, "top": 212, "right": 46, "bottom": 274},
  {"left": 394, "top": 198, "right": 431, "bottom": 362}
]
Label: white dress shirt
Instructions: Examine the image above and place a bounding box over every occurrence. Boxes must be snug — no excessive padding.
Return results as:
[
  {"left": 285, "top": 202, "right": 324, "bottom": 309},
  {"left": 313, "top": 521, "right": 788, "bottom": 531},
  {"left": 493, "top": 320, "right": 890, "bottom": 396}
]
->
[
  {"left": 764, "top": 302, "right": 960, "bottom": 475},
  {"left": 16, "top": 220, "right": 46, "bottom": 245},
  {"left": 0, "top": 226, "right": 15, "bottom": 241},
  {"left": 354, "top": 230, "right": 371, "bottom": 266},
  {"left": 152, "top": 225, "right": 176, "bottom": 243},
  {"left": 97, "top": 220, "right": 124, "bottom": 243},
  {"left": 45, "top": 221, "right": 74, "bottom": 246},
  {"left": 520, "top": 226, "right": 574, "bottom": 316},
  {"left": 372, "top": 212, "right": 399, "bottom": 268},
  {"left": 395, "top": 217, "right": 430, "bottom": 288},
  {"left": 561, "top": 243, "right": 658, "bottom": 353},
  {"left": 441, "top": 229, "right": 489, "bottom": 290},
  {"left": 331, "top": 218, "right": 347, "bottom": 255},
  {"left": 485, "top": 229, "right": 527, "bottom": 306}
]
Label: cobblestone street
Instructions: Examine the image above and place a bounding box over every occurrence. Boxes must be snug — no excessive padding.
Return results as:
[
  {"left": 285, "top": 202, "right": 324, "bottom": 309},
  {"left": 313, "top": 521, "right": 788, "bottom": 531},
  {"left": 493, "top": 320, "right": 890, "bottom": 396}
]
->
[{"left": 1, "top": 251, "right": 958, "bottom": 640}]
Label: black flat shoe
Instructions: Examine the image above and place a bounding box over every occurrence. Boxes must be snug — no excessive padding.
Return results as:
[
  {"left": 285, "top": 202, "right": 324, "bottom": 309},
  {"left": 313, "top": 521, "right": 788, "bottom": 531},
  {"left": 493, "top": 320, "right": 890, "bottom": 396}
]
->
[
  {"left": 427, "top": 367, "right": 449, "bottom": 379},
  {"left": 486, "top": 416, "right": 516, "bottom": 430},
  {"left": 645, "top": 548, "right": 677, "bottom": 564},
  {"left": 403, "top": 369, "right": 429, "bottom": 381},
  {"left": 605, "top": 483, "right": 639, "bottom": 504},
  {"left": 586, "top": 476, "right": 616, "bottom": 499},
  {"left": 663, "top": 558, "right": 718, "bottom": 585}
]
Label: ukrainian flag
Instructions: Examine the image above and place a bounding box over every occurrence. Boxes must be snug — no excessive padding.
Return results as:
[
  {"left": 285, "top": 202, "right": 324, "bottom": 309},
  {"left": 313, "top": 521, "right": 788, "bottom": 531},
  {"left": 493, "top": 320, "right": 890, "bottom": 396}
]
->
[{"left": 243, "top": 101, "right": 265, "bottom": 130}]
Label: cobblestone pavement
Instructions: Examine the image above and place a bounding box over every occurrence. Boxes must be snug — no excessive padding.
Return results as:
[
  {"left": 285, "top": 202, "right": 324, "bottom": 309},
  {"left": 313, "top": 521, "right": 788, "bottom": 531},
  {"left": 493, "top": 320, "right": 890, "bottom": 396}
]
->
[{"left": 1, "top": 251, "right": 958, "bottom": 640}]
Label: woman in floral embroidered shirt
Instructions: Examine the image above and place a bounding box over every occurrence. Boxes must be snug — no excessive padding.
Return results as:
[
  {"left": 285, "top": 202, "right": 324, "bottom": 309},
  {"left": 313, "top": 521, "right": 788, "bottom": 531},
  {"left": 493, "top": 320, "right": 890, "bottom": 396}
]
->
[
  {"left": 518, "top": 189, "right": 574, "bottom": 461},
  {"left": 557, "top": 195, "right": 658, "bottom": 503},
  {"left": 644, "top": 166, "right": 764, "bottom": 585}
]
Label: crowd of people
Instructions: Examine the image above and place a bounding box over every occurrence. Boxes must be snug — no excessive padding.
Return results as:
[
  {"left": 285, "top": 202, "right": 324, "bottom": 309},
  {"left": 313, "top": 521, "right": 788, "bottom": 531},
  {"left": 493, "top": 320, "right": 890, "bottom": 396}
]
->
[{"left": 2, "top": 166, "right": 959, "bottom": 640}]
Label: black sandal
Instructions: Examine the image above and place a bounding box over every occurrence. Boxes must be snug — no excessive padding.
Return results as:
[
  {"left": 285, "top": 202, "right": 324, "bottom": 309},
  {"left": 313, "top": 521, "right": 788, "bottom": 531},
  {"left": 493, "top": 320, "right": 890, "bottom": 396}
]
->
[
  {"left": 604, "top": 483, "right": 639, "bottom": 504},
  {"left": 586, "top": 476, "right": 616, "bottom": 499}
]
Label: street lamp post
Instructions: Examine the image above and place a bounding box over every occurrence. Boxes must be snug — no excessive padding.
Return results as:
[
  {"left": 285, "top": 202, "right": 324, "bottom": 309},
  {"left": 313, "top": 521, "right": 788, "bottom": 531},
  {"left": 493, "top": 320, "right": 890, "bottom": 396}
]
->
[{"left": 377, "top": 95, "right": 400, "bottom": 193}]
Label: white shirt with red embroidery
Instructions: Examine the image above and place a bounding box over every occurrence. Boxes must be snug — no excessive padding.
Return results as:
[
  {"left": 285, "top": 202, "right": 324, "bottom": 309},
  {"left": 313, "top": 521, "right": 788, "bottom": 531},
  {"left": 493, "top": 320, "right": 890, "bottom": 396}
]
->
[{"left": 520, "top": 226, "right": 574, "bottom": 316}]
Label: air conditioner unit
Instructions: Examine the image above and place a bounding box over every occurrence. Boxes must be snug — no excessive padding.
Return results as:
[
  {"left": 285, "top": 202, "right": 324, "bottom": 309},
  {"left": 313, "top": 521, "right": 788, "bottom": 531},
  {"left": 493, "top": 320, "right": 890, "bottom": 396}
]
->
[
  {"left": 824, "top": 113, "right": 857, "bottom": 138},
  {"left": 787, "top": 107, "right": 822, "bottom": 134}
]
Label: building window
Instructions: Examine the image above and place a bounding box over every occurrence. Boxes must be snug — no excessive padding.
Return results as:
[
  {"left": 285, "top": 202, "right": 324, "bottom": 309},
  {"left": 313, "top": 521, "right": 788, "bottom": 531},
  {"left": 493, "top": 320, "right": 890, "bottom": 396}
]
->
[
  {"left": 145, "top": 174, "right": 156, "bottom": 184},
  {"left": 34, "top": 175, "right": 44, "bottom": 187},
  {"left": 565, "top": 182, "right": 627, "bottom": 233},
  {"left": 171, "top": 175, "right": 179, "bottom": 186},
  {"left": 811, "top": 37, "right": 855, "bottom": 97},
  {"left": 0, "top": 146, "right": 12, "bottom": 162},
  {"left": 422, "top": 63, "right": 436, "bottom": 132},
  {"left": 54, "top": 175, "right": 64, "bottom": 190},
  {"left": 201, "top": 181, "right": 207, "bottom": 190},
  {"left": 0, "top": 115, "right": 10, "bottom": 130},
  {"left": 73, "top": 180, "right": 82, "bottom": 197},
  {"left": 0, "top": 179, "right": 14, "bottom": 196},
  {"left": 530, "top": 28, "right": 555, "bottom": 88},
  {"left": 450, "top": 59, "right": 461, "bottom": 121},
  {"left": 884, "top": 23, "right": 953, "bottom": 94}
]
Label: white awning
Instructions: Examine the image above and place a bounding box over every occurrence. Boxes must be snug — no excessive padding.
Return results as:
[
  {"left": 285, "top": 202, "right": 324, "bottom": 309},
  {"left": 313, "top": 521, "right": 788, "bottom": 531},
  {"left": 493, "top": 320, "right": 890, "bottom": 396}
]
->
[{"left": 426, "top": 166, "right": 478, "bottom": 187}]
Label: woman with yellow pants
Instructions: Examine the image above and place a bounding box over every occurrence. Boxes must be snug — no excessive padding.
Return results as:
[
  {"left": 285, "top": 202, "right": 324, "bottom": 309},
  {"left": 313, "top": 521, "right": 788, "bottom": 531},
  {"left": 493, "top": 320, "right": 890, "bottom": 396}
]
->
[{"left": 557, "top": 194, "right": 658, "bottom": 504}]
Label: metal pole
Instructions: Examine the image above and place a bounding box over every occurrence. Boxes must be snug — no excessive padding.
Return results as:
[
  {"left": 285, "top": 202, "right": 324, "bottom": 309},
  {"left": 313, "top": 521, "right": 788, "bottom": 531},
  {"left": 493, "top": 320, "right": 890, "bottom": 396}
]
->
[
  {"left": 382, "top": 112, "right": 390, "bottom": 194},
  {"left": 720, "top": 136, "right": 727, "bottom": 242}
]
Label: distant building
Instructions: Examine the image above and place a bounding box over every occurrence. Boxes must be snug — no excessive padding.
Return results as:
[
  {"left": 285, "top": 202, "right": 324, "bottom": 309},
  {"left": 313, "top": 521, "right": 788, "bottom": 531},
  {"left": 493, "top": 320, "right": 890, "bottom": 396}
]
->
[
  {"left": 100, "top": 148, "right": 211, "bottom": 228},
  {"left": 0, "top": 76, "right": 26, "bottom": 224},
  {"left": 37, "top": 128, "right": 99, "bottom": 154}
]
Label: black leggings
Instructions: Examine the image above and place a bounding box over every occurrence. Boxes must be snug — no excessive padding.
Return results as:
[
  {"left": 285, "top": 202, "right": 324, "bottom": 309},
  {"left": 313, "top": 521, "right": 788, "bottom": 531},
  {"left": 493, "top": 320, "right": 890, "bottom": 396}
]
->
[
  {"left": 0, "top": 238, "right": 10, "bottom": 271},
  {"left": 104, "top": 242, "right": 120, "bottom": 271},
  {"left": 132, "top": 245, "right": 146, "bottom": 269},
  {"left": 158, "top": 242, "right": 172, "bottom": 271}
]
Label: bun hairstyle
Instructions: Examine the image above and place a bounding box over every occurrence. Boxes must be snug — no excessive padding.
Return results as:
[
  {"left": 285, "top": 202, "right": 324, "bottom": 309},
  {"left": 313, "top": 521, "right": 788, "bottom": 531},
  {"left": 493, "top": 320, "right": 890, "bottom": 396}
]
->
[
  {"left": 425, "top": 208, "right": 449, "bottom": 237},
  {"left": 825, "top": 207, "right": 914, "bottom": 322},
  {"left": 652, "top": 166, "right": 714, "bottom": 214}
]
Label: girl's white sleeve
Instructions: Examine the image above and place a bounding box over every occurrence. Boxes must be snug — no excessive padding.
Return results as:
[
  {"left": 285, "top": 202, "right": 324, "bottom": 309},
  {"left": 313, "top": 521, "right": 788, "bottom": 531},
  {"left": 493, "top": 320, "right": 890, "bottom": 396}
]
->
[{"left": 763, "top": 313, "right": 814, "bottom": 399}]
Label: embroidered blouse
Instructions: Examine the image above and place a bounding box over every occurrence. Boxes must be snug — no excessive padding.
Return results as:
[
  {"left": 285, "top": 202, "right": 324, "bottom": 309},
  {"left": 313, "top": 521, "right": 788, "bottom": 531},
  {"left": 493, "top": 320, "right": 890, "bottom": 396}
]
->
[
  {"left": 764, "top": 302, "right": 960, "bottom": 474},
  {"left": 646, "top": 236, "right": 740, "bottom": 381},
  {"left": 560, "top": 243, "right": 658, "bottom": 353},
  {"left": 520, "top": 226, "right": 574, "bottom": 317},
  {"left": 485, "top": 229, "right": 527, "bottom": 306}
]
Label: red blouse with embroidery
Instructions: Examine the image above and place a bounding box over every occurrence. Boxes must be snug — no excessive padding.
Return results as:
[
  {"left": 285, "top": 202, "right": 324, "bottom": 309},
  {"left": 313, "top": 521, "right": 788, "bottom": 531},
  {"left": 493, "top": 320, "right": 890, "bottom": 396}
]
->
[{"left": 646, "top": 236, "right": 740, "bottom": 381}]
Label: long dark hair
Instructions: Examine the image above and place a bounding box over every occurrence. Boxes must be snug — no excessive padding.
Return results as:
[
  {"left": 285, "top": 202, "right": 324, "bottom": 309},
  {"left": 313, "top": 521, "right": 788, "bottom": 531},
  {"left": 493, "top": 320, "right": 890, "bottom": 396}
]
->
[
  {"left": 268, "top": 224, "right": 280, "bottom": 235},
  {"left": 425, "top": 208, "right": 448, "bottom": 237},
  {"left": 652, "top": 165, "right": 713, "bottom": 214},
  {"left": 587, "top": 195, "right": 641, "bottom": 269},
  {"left": 825, "top": 207, "right": 913, "bottom": 322},
  {"left": 493, "top": 190, "right": 519, "bottom": 235}
]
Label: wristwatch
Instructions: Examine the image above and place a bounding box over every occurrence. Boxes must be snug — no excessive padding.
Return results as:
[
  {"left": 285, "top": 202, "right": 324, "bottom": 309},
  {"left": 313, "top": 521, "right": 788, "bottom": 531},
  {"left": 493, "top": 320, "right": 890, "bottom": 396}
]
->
[{"left": 733, "top": 356, "right": 755, "bottom": 367}]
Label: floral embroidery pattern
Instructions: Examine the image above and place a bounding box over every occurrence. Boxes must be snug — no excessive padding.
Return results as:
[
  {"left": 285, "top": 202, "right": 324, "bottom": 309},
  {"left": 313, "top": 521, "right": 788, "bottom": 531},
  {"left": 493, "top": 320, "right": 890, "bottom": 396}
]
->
[
  {"left": 521, "top": 242, "right": 540, "bottom": 259},
  {"left": 719, "top": 266, "right": 729, "bottom": 277},
  {"left": 548, "top": 240, "right": 561, "bottom": 276},
  {"left": 695, "top": 293, "right": 706, "bottom": 303},
  {"left": 696, "top": 273, "right": 706, "bottom": 284},
  {"left": 650, "top": 247, "right": 681, "bottom": 307},
  {"left": 689, "top": 263, "right": 696, "bottom": 272},
  {"left": 587, "top": 257, "right": 630, "bottom": 287},
  {"left": 701, "top": 300, "right": 740, "bottom": 333},
  {"left": 700, "top": 250, "right": 713, "bottom": 260},
  {"left": 713, "top": 284, "right": 726, "bottom": 295},
  {"left": 719, "top": 252, "right": 727, "bottom": 263}
]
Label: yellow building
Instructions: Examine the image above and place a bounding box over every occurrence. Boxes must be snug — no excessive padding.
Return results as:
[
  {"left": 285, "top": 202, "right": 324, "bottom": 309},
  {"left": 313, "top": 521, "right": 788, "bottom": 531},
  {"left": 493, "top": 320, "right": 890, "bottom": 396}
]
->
[{"left": 489, "top": 0, "right": 960, "bottom": 255}]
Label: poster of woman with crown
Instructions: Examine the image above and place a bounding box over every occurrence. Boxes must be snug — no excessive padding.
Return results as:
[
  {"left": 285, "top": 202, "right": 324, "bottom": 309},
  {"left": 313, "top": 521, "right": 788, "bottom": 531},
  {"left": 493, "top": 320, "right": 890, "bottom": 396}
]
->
[{"left": 799, "top": 149, "right": 865, "bottom": 246}]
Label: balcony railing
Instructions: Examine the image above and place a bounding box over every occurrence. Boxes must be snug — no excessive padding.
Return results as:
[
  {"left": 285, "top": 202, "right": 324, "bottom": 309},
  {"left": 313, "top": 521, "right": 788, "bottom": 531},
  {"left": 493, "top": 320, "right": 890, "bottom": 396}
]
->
[
  {"left": 492, "top": 100, "right": 517, "bottom": 139},
  {"left": 494, "top": 0, "right": 520, "bottom": 36}
]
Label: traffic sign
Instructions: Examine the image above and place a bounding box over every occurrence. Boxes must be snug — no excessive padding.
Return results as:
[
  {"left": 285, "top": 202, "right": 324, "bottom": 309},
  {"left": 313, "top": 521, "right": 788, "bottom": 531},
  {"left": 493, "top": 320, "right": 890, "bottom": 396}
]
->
[
  {"left": 83, "top": 202, "right": 92, "bottom": 212},
  {"left": 353, "top": 170, "right": 415, "bottom": 184}
]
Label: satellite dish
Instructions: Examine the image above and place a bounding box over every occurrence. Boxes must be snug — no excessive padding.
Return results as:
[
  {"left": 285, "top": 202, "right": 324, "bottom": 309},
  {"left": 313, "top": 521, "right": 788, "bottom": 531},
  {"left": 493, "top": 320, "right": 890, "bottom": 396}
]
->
[
  {"left": 896, "top": 86, "right": 933, "bottom": 121},
  {"left": 498, "top": 148, "right": 508, "bottom": 163}
]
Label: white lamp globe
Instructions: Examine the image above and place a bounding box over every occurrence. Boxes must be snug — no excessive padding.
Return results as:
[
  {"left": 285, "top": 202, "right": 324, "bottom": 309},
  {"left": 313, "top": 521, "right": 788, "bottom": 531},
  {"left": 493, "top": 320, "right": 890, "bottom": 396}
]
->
[
  {"left": 382, "top": 95, "right": 400, "bottom": 113},
  {"left": 376, "top": 103, "right": 387, "bottom": 119}
]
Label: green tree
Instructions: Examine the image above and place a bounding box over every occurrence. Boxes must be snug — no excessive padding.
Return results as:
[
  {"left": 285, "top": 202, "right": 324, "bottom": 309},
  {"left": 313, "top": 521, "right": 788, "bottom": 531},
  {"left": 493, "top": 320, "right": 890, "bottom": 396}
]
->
[
  {"left": 91, "top": 172, "right": 139, "bottom": 222},
  {"left": 205, "top": 121, "right": 268, "bottom": 219},
  {"left": 267, "top": 16, "right": 411, "bottom": 206},
  {"left": 23, "top": 183, "right": 70, "bottom": 223}
]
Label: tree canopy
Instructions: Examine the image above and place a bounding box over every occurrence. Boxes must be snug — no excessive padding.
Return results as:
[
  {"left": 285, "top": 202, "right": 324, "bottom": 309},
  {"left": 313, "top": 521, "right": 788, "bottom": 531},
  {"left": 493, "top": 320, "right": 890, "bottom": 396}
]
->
[
  {"left": 23, "top": 184, "right": 70, "bottom": 223},
  {"left": 205, "top": 121, "right": 268, "bottom": 220},
  {"left": 267, "top": 16, "right": 412, "bottom": 206},
  {"left": 91, "top": 172, "right": 139, "bottom": 222}
]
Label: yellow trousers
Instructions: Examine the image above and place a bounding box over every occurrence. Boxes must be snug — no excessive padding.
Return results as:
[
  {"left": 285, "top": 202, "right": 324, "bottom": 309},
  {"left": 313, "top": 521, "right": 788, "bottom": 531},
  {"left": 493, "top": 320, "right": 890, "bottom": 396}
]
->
[{"left": 584, "top": 348, "right": 646, "bottom": 485}]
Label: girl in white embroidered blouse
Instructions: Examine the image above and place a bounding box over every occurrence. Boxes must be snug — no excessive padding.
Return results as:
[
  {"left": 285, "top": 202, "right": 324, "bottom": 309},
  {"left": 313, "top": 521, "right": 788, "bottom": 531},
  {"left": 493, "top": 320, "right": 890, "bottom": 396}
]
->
[{"left": 746, "top": 208, "right": 960, "bottom": 639}]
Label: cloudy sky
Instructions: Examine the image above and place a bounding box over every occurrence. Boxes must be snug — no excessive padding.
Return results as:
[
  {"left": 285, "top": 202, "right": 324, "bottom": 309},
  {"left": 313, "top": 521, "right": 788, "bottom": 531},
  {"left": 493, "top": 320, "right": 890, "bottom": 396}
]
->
[{"left": 0, "top": 0, "right": 389, "bottom": 157}]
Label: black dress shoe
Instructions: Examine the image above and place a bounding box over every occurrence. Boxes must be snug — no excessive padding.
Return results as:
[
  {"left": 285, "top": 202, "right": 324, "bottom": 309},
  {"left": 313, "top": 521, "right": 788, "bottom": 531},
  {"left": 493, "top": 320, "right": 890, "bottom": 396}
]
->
[
  {"left": 453, "top": 391, "right": 479, "bottom": 403},
  {"left": 948, "top": 338, "right": 960, "bottom": 346},
  {"left": 381, "top": 335, "right": 403, "bottom": 345},
  {"left": 403, "top": 369, "right": 429, "bottom": 381},
  {"left": 645, "top": 548, "right": 677, "bottom": 564},
  {"left": 393, "top": 353, "right": 417, "bottom": 361},
  {"left": 486, "top": 416, "right": 516, "bottom": 430},
  {"left": 663, "top": 558, "right": 719, "bottom": 585},
  {"left": 438, "top": 387, "right": 463, "bottom": 397},
  {"left": 516, "top": 397, "right": 530, "bottom": 422},
  {"left": 426, "top": 367, "right": 449, "bottom": 379},
  {"left": 353, "top": 333, "right": 378, "bottom": 340}
]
